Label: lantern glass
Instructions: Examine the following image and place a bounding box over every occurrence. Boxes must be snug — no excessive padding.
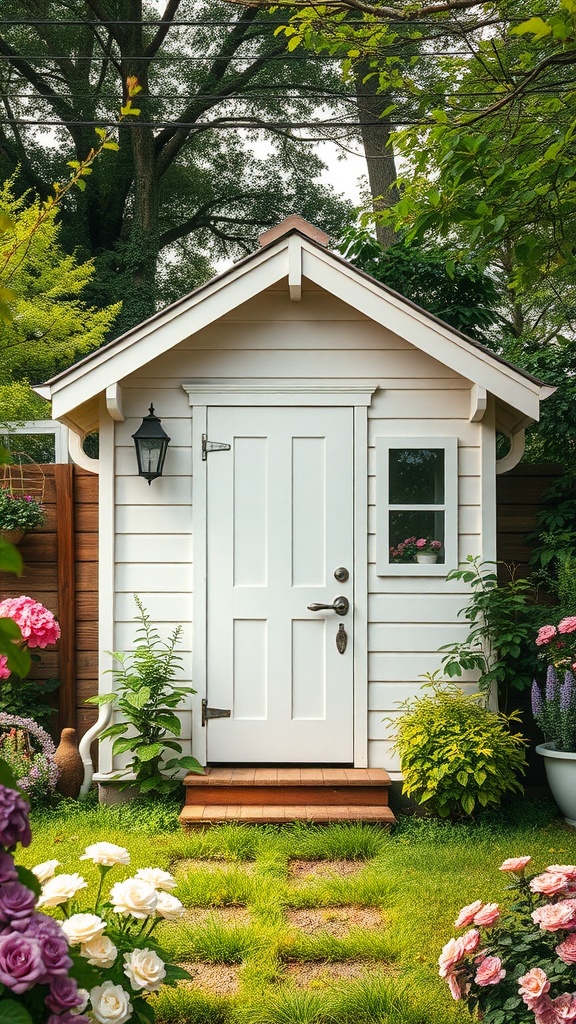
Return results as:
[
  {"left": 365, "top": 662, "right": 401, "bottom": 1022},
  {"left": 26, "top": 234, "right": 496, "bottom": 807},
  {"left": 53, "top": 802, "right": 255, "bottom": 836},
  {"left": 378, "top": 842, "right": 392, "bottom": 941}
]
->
[{"left": 132, "top": 405, "right": 171, "bottom": 484}]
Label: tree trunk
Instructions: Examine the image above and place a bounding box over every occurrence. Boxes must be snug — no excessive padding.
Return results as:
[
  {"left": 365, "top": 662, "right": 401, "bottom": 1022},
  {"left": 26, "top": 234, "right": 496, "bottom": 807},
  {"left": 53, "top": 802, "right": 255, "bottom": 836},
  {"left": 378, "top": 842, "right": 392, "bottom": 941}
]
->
[{"left": 353, "top": 62, "right": 399, "bottom": 248}]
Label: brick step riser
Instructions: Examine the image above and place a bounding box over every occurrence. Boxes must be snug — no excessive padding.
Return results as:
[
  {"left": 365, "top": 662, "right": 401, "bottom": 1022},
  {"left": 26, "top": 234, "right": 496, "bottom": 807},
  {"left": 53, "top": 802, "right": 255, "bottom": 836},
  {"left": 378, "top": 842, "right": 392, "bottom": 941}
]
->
[{"left": 185, "top": 785, "right": 389, "bottom": 807}]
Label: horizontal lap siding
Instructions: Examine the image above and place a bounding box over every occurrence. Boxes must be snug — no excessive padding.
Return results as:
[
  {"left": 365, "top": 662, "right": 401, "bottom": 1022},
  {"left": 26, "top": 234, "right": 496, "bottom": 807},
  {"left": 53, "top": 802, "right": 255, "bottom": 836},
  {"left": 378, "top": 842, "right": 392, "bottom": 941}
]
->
[{"left": 113, "top": 285, "right": 486, "bottom": 774}]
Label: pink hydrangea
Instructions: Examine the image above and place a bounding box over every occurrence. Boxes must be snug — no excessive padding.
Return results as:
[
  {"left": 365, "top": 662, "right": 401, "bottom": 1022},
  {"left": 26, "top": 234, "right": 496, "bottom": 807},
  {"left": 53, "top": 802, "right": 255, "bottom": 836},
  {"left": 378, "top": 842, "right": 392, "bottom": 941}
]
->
[
  {"left": 536, "top": 625, "right": 558, "bottom": 646},
  {"left": 0, "top": 596, "right": 60, "bottom": 649},
  {"left": 556, "top": 934, "right": 576, "bottom": 965},
  {"left": 500, "top": 856, "right": 531, "bottom": 873},
  {"left": 454, "top": 900, "right": 483, "bottom": 928},
  {"left": 416, "top": 538, "right": 427, "bottom": 549},
  {"left": 474, "top": 955, "right": 506, "bottom": 986},
  {"left": 558, "top": 617, "right": 576, "bottom": 635},
  {"left": 474, "top": 903, "right": 501, "bottom": 927},
  {"left": 0, "top": 655, "right": 9, "bottom": 681},
  {"left": 518, "top": 968, "right": 551, "bottom": 1007},
  {"left": 532, "top": 899, "right": 576, "bottom": 932}
]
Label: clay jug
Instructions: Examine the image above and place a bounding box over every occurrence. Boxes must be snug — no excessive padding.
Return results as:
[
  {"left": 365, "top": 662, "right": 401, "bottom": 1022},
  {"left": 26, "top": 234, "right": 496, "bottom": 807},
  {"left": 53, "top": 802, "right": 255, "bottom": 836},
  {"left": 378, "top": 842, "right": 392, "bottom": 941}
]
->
[{"left": 54, "top": 727, "right": 84, "bottom": 799}]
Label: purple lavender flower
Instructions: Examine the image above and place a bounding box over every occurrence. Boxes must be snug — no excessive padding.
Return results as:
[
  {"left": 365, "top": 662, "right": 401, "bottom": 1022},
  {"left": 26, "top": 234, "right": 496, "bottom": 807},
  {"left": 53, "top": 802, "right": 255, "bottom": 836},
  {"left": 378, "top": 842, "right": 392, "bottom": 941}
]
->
[
  {"left": 561, "top": 671, "right": 575, "bottom": 712},
  {"left": 45, "top": 974, "right": 83, "bottom": 1013},
  {"left": 0, "top": 785, "right": 31, "bottom": 849},
  {"left": 0, "top": 932, "right": 44, "bottom": 993},
  {"left": 0, "top": 852, "right": 17, "bottom": 884},
  {"left": 531, "top": 679, "right": 543, "bottom": 717},
  {"left": 0, "top": 880, "right": 37, "bottom": 927},
  {"left": 546, "top": 664, "right": 558, "bottom": 701}
]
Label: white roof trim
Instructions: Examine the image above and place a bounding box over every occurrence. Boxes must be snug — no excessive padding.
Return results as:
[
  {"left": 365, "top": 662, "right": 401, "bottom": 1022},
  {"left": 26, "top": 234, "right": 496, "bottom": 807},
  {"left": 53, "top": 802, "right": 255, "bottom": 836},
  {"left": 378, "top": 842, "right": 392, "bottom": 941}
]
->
[{"left": 45, "top": 231, "right": 551, "bottom": 424}]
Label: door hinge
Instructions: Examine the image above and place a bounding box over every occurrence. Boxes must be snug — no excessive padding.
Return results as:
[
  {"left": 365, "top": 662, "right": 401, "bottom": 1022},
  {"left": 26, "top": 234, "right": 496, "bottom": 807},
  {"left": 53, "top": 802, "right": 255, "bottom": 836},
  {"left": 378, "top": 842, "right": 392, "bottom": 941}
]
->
[
  {"left": 202, "top": 434, "right": 231, "bottom": 460},
  {"left": 202, "top": 699, "right": 231, "bottom": 726}
]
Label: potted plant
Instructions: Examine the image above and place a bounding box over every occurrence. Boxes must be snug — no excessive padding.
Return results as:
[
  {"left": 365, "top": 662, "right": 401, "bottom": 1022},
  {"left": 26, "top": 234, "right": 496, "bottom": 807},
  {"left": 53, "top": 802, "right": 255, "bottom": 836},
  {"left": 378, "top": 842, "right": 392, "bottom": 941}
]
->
[
  {"left": 414, "top": 537, "right": 443, "bottom": 563},
  {"left": 531, "top": 616, "right": 576, "bottom": 825},
  {"left": 0, "top": 489, "right": 45, "bottom": 544}
]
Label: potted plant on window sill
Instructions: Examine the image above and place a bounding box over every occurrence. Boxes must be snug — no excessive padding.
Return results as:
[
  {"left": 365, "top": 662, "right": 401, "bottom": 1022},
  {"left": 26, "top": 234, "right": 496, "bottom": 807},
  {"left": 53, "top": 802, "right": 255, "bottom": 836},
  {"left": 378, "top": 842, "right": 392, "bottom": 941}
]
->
[
  {"left": 414, "top": 537, "right": 442, "bottom": 564},
  {"left": 0, "top": 488, "right": 45, "bottom": 544},
  {"left": 531, "top": 617, "right": 576, "bottom": 825}
]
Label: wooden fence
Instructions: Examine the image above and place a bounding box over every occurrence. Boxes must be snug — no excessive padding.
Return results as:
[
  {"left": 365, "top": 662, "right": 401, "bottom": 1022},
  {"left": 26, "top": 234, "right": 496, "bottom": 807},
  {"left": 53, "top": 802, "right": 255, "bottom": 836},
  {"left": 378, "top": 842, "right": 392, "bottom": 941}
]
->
[
  {"left": 496, "top": 462, "right": 561, "bottom": 570},
  {"left": 0, "top": 464, "right": 98, "bottom": 743}
]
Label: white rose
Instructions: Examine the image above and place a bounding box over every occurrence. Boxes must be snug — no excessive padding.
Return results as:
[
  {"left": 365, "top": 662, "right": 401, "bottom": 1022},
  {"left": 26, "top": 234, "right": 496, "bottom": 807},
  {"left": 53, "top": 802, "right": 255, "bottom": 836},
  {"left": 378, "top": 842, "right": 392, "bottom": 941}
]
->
[
  {"left": 123, "top": 947, "right": 166, "bottom": 991},
  {"left": 134, "top": 867, "right": 176, "bottom": 891},
  {"left": 31, "top": 859, "right": 60, "bottom": 884},
  {"left": 110, "top": 878, "right": 157, "bottom": 919},
  {"left": 80, "top": 934, "right": 118, "bottom": 968},
  {"left": 37, "top": 872, "right": 88, "bottom": 908},
  {"left": 89, "top": 981, "right": 133, "bottom": 1024},
  {"left": 62, "top": 913, "right": 107, "bottom": 946},
  {"left": 80, "top": 842, "right": 130, "bottom": 867},
  {"left": 155, "top": 891, "right": 184, "bottom": 921},
  {"left": 71, "top": 988, "right": 89, "bottom": 1014}
]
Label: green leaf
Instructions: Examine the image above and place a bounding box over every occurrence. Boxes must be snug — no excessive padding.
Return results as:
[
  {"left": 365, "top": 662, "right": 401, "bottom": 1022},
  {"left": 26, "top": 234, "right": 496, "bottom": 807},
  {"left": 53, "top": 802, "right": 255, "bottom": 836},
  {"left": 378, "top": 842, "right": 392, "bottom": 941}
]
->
[
  {"left": 0, "top": 538, "right": 22, "bottom": 574},
  {"left": 75, "top": 178, "right": 86, "bottom": 191},
  {"left": 154, "top": 712, "right": 181, "bottom": 734},
  {"left": 125, "top": 687, "right": 151, "bottom": 710},
  {"left": 111, "top": 737, "right": 137, "bottom": 756},
  {"left": 136, "top": 743, "right": 164, "bottom": 762},
  {"left": 178, "top": 756, "right": 205, "bottom": 773},
  {"left": 103, "top": 141, "right": 120, "bottom": 151},
  {"left": 0, "top": 1001, "right": 34, "bottom": 1023},
  {"left": 99, "top": 723, "right": 128, "bottom": 740},
  {"left": 511, "top": 16, "right": 551, "bottom": 38},
  {"left": 0, "top": 761, "right": 20, "bottom": 791},
  {"left": 16, "top": 865, "right": 41, "bottom": 898}
]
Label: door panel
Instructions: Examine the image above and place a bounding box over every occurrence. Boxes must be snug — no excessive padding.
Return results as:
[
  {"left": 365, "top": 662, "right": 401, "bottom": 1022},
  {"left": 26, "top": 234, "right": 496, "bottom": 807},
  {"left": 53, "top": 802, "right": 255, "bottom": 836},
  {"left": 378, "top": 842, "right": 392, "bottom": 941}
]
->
[{"left": 206, "top": 406, "right": 354, "bottom": 763}]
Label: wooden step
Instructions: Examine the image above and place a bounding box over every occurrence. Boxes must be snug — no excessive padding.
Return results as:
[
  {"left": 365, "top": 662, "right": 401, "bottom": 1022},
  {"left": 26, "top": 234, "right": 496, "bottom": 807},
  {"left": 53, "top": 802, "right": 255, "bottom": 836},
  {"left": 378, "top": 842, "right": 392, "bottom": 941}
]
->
[
  {"left": 180, "top": 768, "right": 395, "bottom": 827},
  {"left": 180, "top": 804, "right": 396, "bottom": 826}
]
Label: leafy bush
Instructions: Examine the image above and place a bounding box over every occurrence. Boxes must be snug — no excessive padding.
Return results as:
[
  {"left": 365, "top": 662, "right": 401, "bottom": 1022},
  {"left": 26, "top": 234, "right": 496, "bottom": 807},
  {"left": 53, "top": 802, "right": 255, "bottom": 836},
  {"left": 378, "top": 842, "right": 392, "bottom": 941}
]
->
[{"left": 390, "top": 680, "right": 527, "bottom": 818}]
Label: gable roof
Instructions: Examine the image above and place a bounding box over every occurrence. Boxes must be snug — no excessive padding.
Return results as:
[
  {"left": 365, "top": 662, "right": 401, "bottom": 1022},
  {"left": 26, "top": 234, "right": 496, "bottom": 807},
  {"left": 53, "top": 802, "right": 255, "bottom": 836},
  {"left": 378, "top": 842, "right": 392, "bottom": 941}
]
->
[{"left": 40, "top": 219, "right": 554, "bottom": 429}]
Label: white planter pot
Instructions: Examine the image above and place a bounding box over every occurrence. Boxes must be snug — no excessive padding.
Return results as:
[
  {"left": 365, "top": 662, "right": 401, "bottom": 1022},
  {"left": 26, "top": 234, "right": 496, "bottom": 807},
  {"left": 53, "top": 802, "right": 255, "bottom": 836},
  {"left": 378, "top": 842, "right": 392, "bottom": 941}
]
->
[
  {"left": 536, "top": 743, "right": 576, "bottom": 826},
  {"left": 416, "top": 553, "right": 438, "bottom": 564}
]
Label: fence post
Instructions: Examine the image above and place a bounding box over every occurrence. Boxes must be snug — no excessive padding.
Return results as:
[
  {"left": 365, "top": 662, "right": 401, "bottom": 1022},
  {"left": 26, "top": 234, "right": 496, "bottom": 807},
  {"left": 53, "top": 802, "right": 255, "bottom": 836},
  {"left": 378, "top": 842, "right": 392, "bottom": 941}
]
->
[{"left": 54, "top": 464, "right": 76, "bottom": 730}]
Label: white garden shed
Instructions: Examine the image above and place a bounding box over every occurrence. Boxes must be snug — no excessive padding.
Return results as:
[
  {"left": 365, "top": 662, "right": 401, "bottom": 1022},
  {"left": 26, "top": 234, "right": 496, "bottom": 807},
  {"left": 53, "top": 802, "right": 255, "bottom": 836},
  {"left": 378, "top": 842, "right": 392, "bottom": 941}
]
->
[{"left": 39, "top": 216, "right": 553, "bottom": 792}]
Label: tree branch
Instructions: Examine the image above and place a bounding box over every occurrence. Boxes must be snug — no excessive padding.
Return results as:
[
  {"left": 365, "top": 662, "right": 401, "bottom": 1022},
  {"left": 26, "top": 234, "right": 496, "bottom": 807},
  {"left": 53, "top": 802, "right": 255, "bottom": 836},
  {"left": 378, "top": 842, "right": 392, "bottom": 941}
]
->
[
  {"left": 226, "top": 0, "right": 487, "bottom": 23},
  {"left": 144, "top": 0, "right": 182, "bottom": 59}
]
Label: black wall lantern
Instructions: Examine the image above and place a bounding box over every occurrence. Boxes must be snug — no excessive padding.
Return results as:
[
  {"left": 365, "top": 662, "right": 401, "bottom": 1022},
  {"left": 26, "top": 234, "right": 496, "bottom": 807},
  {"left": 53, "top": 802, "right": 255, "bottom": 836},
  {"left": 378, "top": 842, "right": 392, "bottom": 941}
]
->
[{"left": 132, "top": 404, "right": 171, "bottom": 484}]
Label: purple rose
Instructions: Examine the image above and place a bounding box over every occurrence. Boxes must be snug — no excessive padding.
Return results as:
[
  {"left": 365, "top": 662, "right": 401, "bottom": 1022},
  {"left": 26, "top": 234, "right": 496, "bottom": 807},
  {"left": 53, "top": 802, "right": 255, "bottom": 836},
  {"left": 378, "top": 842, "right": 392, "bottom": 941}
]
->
[
  {"left": 45, "top": 974, "right": 82, "bottom": 1013},
  {"left": 0, "top": 880, "right": 37, "bottom": 928},
  {"left": 36, "top": 932, "right": 72, "bottom": 981},
  {"left": 0, "top": 932, "right": 45, "bottom": 993},
  {"left": 0, "top": 852, "right": 17, "bottom": 883},
  {"left": 48, "top": 1016, "right": 90, "bottom": 1024},
  {"left": 0, "top": 785, "right": 31, "bottom": 849}
]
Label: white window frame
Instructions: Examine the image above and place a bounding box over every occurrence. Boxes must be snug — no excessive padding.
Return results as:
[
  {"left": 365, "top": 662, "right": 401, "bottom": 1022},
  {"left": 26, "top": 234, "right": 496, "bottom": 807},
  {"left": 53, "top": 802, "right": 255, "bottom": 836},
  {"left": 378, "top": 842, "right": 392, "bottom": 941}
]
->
[{"left": 375, "top": 436, "right": 458, "bottom": 576}]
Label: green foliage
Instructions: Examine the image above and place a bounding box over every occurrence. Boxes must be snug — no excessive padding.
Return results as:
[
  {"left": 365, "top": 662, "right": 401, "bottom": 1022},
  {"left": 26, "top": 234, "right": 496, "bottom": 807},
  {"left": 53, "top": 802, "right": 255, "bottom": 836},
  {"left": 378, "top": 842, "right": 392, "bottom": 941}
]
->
[
  {"left": 339, "top": 225, "right": 501, "bottom": 342},
  {"left": 390, "top": 678, "right": 527, "bottom": 819},
  {"left": 0, "top": 489, "right": 44, "bottom": 531},
  {"left": 527, "top": 472, "right": 576, "bottom": 575},
  {"left": 439, "top": 556, "right": 543, "bottom": 700},
  {"left": 88, "top": 596, "right": 203, "bottom": 795}
]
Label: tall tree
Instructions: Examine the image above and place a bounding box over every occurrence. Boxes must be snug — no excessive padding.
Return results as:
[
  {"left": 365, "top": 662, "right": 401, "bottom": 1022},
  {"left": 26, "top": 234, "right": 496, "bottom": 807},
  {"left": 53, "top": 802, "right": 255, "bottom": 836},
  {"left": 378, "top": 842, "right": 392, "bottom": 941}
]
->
[{"left": 0, "top": 1, "right": 353, "bottom": 331}]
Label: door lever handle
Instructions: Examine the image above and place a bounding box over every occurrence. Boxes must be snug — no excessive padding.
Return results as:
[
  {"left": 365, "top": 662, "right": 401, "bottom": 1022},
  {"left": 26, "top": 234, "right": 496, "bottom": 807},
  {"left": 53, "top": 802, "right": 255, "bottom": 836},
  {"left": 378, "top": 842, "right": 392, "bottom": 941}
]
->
[{"left": 307, "top": 596, "right": 349, "bottom": 616}]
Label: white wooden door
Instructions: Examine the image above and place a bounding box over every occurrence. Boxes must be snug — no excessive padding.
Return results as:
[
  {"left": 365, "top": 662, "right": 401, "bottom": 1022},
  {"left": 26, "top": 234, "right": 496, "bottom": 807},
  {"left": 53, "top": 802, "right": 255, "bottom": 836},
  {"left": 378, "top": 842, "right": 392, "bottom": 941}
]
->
[{"left": 205, "top": 406, "right": 354, "bottom": 763}]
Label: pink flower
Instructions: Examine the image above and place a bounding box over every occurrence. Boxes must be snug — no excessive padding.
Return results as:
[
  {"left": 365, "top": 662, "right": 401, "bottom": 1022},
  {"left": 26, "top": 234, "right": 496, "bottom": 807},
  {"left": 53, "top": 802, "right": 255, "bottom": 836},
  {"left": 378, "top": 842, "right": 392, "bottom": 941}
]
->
[
  {"left": 518, "top": 968, "right": 551, "bottom": 1007},
  {"left": 461, "top": 928, "right": 480, "bottom": 954},
  {"left": 447, "top": 972, "right": 464, "bottom": 1000},
  {"left": 550, "top": 993, "right": 576, "bottom": 1022},
  {"left": 548, "top": 866, "right": 576, "bottom": 879},
  {"left": 0, "top": 656, "right": 9, "bottom": 681},
  {"left": 474, "top": 903, "right": 500, "bottom": 927},
  {"left": 533, "top": 997, "right": 559, "bottom": 1024},
  {"left": 416, "top": 538, "right": 427, "bottom": 549},
  {"left": 536, "top": 625, "right": 558, "bottom": 646},
  {"left": 431, "top": 540, "right": 442, "bottom": 550},
  {"left": 531, "top": 872, "right": 571, "bottom": 897},
  {"left": 438, "top": 937, "right": 465, "bottom": 977},
  {"left": 556, "top": 934, "right": 576, "bottom": 964},
  {"left": 532, "top": 899, "right": 576, "bottom": 932},
  {"left": 558, "top": 617, "right": 576, "bottom": 635},
  {"left": 474, "top": 955, "right": 505, "bottom": 986},
  {"left": 500, "top": 856, "right": 531, "bottom": 873},
  {"left": 454, "top": 900, "right": 483, "bottom": 928},
  {"left": 0, "top": 596, "right": 60, "bottom": 649}
]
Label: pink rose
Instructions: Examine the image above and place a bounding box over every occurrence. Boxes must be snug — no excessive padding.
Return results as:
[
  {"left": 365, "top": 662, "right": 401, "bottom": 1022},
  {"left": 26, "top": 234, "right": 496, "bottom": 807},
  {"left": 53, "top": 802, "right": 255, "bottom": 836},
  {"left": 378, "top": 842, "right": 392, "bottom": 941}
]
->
[
  {"left": 447, "top": 972, "right": 464, "bottom": 1000},
  {"left": 533, "top": 997, "right": 558, "bottom": 1024},
  {"left": 531, "top": 872, "right": 571, "bottom": 897},
  {"left": 518, "top": 968, "right": 550, "bottom": 1006},
  {"left": 454, "top": 900, "right": 483, "bottom": 928},
  {"left": 0, "top": 656, "right": 9, "bottom": 681},
  {"left": 558, "top": 617, "right": 576, "bottom": 635},
  {"left": 536, "top": 625, "right": 558, "bottom": 646},
  {"left": 548, "top": 866, "right": 576, "bottom": 879},
  {"left": 550, "top": 993, "right": 576, "bottom": 1022},
  {"left": 556, "top": 934, "right": 576, "bottom": 964},
  {"left": 474, "top": 903, "right": 500, "bottom": 927},
  {"left": 474, "top": 955, "right": 505, "bottom": 987},
  {"left": 532, "top": 899, "right": 576, "bottom": 932},
  {"left": 500, "top": 856, "right": 531, "bottom": 873},
  {"left": 461, "top": 929, "right": 480, "bottom": 954},
  {"left": 438, "top": 937, "right": 465, "bottom": 977}
]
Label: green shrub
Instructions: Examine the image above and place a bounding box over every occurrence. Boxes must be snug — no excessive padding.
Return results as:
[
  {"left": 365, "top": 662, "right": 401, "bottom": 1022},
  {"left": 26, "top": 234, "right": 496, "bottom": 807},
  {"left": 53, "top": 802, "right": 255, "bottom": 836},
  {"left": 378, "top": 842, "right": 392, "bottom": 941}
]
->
[{"left": 390, "top": 680, "right": 527, "bottom": 818}]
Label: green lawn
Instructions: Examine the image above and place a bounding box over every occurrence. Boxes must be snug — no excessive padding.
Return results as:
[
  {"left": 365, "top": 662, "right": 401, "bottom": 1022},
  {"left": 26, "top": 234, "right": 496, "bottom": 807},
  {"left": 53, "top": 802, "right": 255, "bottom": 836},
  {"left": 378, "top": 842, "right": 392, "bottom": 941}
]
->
[{"left": 25, "top": 795, "right": 576, "bottom": 1024}]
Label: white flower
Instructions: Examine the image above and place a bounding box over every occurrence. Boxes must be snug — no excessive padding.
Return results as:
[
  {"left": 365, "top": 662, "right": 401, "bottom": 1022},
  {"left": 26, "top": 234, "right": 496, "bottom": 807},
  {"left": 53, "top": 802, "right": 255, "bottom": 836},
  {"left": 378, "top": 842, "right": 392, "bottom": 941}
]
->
[
  {"left": 109, "top": 877, "right": 157, "bottom": 919},
  {"left": 123, "top": 947, "right": 166, "bottom": 991},
  {"left": 37, "top": 872, "right": 88, "bottom": 908},
  {"left": 80, "top": 934, "right": 118, "bottom": 968},
  {"left": 31, "top": 859, "right": 60, "bottom": 884},
  {"left": 89, "top": 980, "right": 133, "bottom": 1024},
  {"left": 135, "top": 867, "right": 176, "bottom": 891},
  {"left": 155, "top": 891, "right": 185, "bottom": 921},
  {"left": 80, "top": 842, "right": 130, "bottom": 867},
  {"left": 72, "top": 988, "right": 89, "bottom": 1014},
  {"left": 62, "top": 913, "right": 107, "bottom": 946}
]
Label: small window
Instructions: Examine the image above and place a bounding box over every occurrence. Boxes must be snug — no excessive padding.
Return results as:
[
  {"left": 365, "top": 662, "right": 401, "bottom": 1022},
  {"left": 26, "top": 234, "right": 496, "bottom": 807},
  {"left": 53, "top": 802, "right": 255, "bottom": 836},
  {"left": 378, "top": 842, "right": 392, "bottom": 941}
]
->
[{"left": 376, "top": 437, "right": 458, "bottom": 575}]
